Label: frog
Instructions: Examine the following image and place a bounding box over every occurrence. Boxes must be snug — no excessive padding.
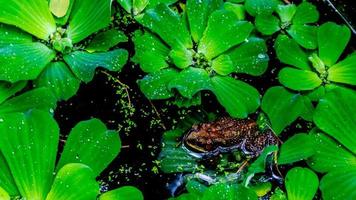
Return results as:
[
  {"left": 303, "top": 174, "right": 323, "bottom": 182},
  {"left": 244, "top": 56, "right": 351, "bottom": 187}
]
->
[{"left": 182, "top": 117, "right": 279, "bottom": 158}]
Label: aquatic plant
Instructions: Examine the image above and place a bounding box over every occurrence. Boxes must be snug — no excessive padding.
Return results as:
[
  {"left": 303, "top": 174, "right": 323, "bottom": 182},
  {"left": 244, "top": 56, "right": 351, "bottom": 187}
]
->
[
  {"left": 0, "top": 109, "right": 142, "bottom": 200},
  {"left": 117, "top": 0, "right": 178, "bottom": 18},
  {"left": 0, "top": 0, "right": 128, "bottom": 100},
  {"left": 133, "top": 0, "right": 269, "bottom": 118}
]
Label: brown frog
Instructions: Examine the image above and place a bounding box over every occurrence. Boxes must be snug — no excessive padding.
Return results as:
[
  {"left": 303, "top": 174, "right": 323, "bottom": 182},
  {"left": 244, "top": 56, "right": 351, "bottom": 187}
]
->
[{"left": 182, "top": 117, "right": 278, "bottom": 158}]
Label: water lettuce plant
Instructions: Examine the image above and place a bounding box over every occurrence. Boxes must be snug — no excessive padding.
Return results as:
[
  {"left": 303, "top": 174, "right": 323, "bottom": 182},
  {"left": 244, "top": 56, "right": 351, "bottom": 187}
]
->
[
  {"left": 117, "top": 0, "right": 178, "bottom": 18},
  {"left": 0, "top": 0, "right": 128, "bottom": 100},
  {"left": 0, "top": 110, "right": 142, "bottom": 200},
  {"left": 133, "top": 0, "right": 269, "bottom": 118}
]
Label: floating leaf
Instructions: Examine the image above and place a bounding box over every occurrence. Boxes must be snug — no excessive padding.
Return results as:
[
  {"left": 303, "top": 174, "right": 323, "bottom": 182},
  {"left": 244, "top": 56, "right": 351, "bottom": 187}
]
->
[
  {"left": 278, "top": 133, "right": 315, "bottom": 165},
  {"left": 0, "top": 0, "right": 56, "bottom": 39},
  {"left": 64, "top": 49, "right": 128, "bottom": 83},
  {"left": 0, "top": 43, "right": 56, "bottom": 82},
  {"left": 0, "top": 152, "right": 18, "bottom": 196},
  {"left": 292, "top": 2, "right": 319, "bottom": 25},
  {"left": 278, "top": 67, "right": 322, "bottom": 91},
  {"left": 67, "top": 0, "right": 112, "bottom": 43},
  {"left": 199, "top": 10, "right": 253, "bottom": 59},
  {"left": 255, "top": 14, "right": 280, "bottom": 35},
  {"left": 86, "top": 29, "right": 128, "bottom": 52},
  {"left": 313, "top": 87, "right": 356, "bottom": 153},
  {"left": 0, "top": 81, "right": 27, "bottom": 104},
  {"left": 287, "top": 24, "right": 317, "bottom": 49},
  {"left": 0, "top": 110, "right": 59, "bottom": 199},
  {"left": 261, "top": 86, "right": 304, "bottom": 135},
  {"left": 35, "top": 62, "right": 80, "bottom": 101},
  {"left": 169, "top": 47, "right": 193, "bottom": 69},
  {"left": 0, "top": 186, "right": 9, "bottom": 200},
  {"left": 46, "top": 164, "right": 99, "bottom": 200},
  {"left": 210, "top": 76, "right": 260, "bottom": 118},
  {"left": 56, "top": 119, "right": 121, "bottom": 177},
  {"left": 285, "top": 167, "right": 319, "bottom": 200},
  {"left": 212, "top": 54, "right": 234, "bottom": 76},
  {"left": 274, "top": 35, "right": 311, "bottom": 70},
  {"left": 328, "top": 53, "right": 356, "bottom": 86},
  {"left": 138, "top": 69, "right": 179, "bottom": 100},
  {"left": 318, "top": 22, "right": 351, "bottom": 66},
  {"left": 223, "top": 2, "right": 245, "bottom": 20},
  {"left": 133, "top": 0, "right": 149, "bottom": 15},
  {"left": 244, "top": 0, "right": 279, "bottom": 16},
  {"left": 202, "top": 184, "right": 258, "bottom": 200},
  {"left": 276, "top": 4, "right": 296, "bottom": 23},
  {"left": 132, "top": 30, "right": 170, "bottom": 73},
  {"left": 99, "top": 186, "right": 144, "bottom": 200},
  {"left": 49, "top": 0, "right": 70, "bottom": 18},
  {"left": 0, "top": 24, "right": 32, "bottom": 46}
]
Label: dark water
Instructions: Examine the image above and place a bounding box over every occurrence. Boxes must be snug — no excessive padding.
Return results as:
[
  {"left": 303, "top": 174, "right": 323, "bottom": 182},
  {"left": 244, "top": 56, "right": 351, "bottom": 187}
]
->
[{"left": 54, "top": 0, "right": 356, "bottom": 199}]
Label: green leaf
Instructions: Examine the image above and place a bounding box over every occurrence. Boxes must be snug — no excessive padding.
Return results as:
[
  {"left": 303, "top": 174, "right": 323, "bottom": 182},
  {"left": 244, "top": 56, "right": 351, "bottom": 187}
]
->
[
  {"left": 276, "top": 4, "right": 296, "bottom": 23},
  {"left": 244, "top": 0, "right": 279, "bottom": 16},
  {"left": 57, "top": 119, "right": 121, "bottom": 177},
  {"left": 278, "top": 133, "right": 315, "bottom": 165},
  {"left": 0, "top": 0, "right": 56, "bottom": 39},
  {"left": 228, "top": 37, "right": 269, "bottom": 76},
  {"left": 202, "top": 184, "right": 258, "bottom": 200},
  {"left": 0, "top": 24, "right": 32, "bottom": 47},
  {"left": 46, "top": 164, "right": 99, "bottom": 200},
  {"left": 139, "top": 4, "right": 192, "bottom": 48},
  {"left": 0, "top": 152, "right": 18, "bottom": 196},
  {"left": 133, "top": 0, "right": 149, "bottom": 15},
  {"left": 270, "top": 188, "right": 287, "bottom": 200},
  {"left": 64, "top": 49, "right": 128, "bottom": 83},
  {"left": 0, "top": 110, "right": 59, "bottom": 199},
  {"left": 0, "top": 88, "right": 57, "bottom": 114},
  {"left": 313, "top": 87, "right": 356, "bottom": 154},
  {"left": 145, "top": 0, "right": 179, "bottom": 10},
  {"left": 198, "top": 10, "right": 253, "bottom": 60},
  {"left": 255, "top": 14, "right": 280, "bottom": 35},
  {"left": 261, "top": 86, "right": 304, "bottom": 135},
  {"left": 287, "top": 24, "right": 317, "bottom": 49},
  {"left": 212, "top": 54, "right": 234, "bottom": 75},
  {"left": 223, "top": 2, "right": 245, "bottom": 21},
  {"left": 328, "top": 53, "right": 356, "bottom": 85},
  {"left": 168, "top": 68, "right": 212, "bottom": 99},
  {"left": 299, "top": 96, "right": 314, "bottom": 121},
  {"left": 186, "top": 0, "right": 223, "bottom": 43},
  {"left": 0, "top": 81, "right": 27, "bottom": 104},
  {"left": 319, "top": 168, "right": 356, "bottom": 200},
  {"left": 49, "top": 0, "right": 70, "bottom": 18},
  {"left": 117, "top": 0, "right": 132, "bottom": 13},
  {"left": 86, "top": 29, "right": 128, "bottom": 52},
  {"left": 0, "top": 43, "right": 56, "bottom": 82},
  {"left": 285, "top": 167, "right": 319, "bottom": 200},
  {"left": 132, "top": 30, "right": 170, "bottom": 73},
  {"left": 99, "top": 186, "right": 143, "bottom": 200},
  {"left": 67, "top": 0, "right": 112, "bottom": 43},
  {"left": 173, "top": 93, "right": 202, "bottom": 108},
  {"left": 306, "top": 86, "right": 325, "bottom": 102},
  {"left": 318, "top": 22, "right": 351, "bottom": 66},
  {"left": 55, "top": 0, "right": 75, "bottom": 25},
  {"left": 210, "top": 76, "right": 260, "bottom": 118},
  {"left": 274, "top": 35, "right": 311, "bottom": 70},
  {"left": 0, "top": 186, "right": 9, "bottom": 200},
  {"left": 278, "top": 67, "right": 322, "bottom": 91},
  {"left": 169, "top": 47, "right": 193, "bottom": 69},
  {"left": 293, "top": 2, "right": 319, "bottom": 24},
  {"left": 138, "top": 69, "right": 179, "bottom": 99},
  {"left": 308, "top": 133, "right": 356, "bottom": 173},
  {"left": 35, "top": 62, "right": 80, "bottom": 101}
]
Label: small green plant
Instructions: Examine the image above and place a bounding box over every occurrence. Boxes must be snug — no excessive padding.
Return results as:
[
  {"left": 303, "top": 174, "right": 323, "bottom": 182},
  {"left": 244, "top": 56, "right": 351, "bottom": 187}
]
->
[
  {"left": 0, "top": 0, "right": 128, "bottom": 100},
  {"left": 133, "top": 0, "right": 269, "bottom": 118},
  {"left": 0, "top": 110, "right": 143, "bottom": 200}
]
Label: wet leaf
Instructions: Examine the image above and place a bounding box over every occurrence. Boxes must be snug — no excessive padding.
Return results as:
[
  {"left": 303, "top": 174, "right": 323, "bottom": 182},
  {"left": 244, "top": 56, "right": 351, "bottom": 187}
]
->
[
  {"left": 35, "top": 62, "right": 80, "bottom": 101},
  {"left": 56, "top": 119, "right": 121, "bottom": 177},
  {"left": 278, "top": 133, "right": 315, "bottom": 165},
  {"left": 212, "top": 54, "right": 234, "bottom": 75},
  {"left": 0, "top": 43, "right": 56, "bottom": 83},
  {"left": 198, "top": 10, "right": 253, "bottom": 59},
  {"left": 169, "top": 47, "right": 193, "bottom": 69},
  {"left": 328, "top": 53, "right": 356, "bottom": 86},
  {"left": 274, "top": 35, "right": 311, "bottom": 70},
  {"left": 318, "top": 22, "right": 351, "bottom": 66},
  {"left": 0, "top": 0, "right": 56, "bottom": 39},
  {"left": 285, "top": 167, "right": 319, "bottom": 200},
  {"left": 223, "top": 2, "right": 245, "bottom": 20},
  {"left": 255, "top": 14, "right": 280, "bottom": 35},
  {"left": 0, "top": 110, "right": 59, "bottom": 199},
  {"left": 0, "top": 24, "right": 32, "bottom": 46},
  {"left": 261, "top": 86, "right": 304, "bottom": 135},
  {"left": 138, "top": 69, "right": 179, "bottom": 99},
  {"left": 313, "top": 87, "right": 356, "bottom": 154},
  {"left": 67, "top": 0, "right": 112, "bottom": 43},
  {"left": 0, "top": 152, "right": 18, "bottom": 196},
  {"left": 276, "top": 4, "right": 296, "bottom": 23},
  {"left": 244, "top": 0, "right": 279, "bottom": 16},
  {"left": 0, "top": 186, "right": 9, "bottom": 200},
  {"left": 46, "top": 164, "right": 99, "bottom": 200},
  {"left": 64, "top": 49, "right": 128, "bottom": 83},
  {"left": 132, "top": 30, "right": 170, "bottom": 73},
  {"left": 0, "top": 81, "right": 27, "bottom": 104},
  {"left": 287, "top": 24, "right": 317, "bottom": 49},
  {"left": 168, "top": 68, "right": 212, "bottom": 99},
  {"left": 228, "top": 37, "right": 269, "bottom": 76},
  {"left": 99, "top": 186, "right": 143, "bottom": 200},
  {"left": 292, "top": 2, "right": 319, "bottom": 25},
  {"left": 49, "top": 0, "right": 70, "bottom": 18},
  {"left": 133, "top": 0, "right": 149, "bottom": 15},
  {"left": 86, "top": 29, "right": 128, "bottom": 52},
  {"left": 210, "top": 76, "right": 260, "bottom": 118},
  {"left": 117, "top": 0, "right": 132, "bottom": 13},
  {"left": 202, "top": 184, "right": 257, "bottom": 200},
  {"left": 278, "top": 67, "right": 322, "bottom": 91}
]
